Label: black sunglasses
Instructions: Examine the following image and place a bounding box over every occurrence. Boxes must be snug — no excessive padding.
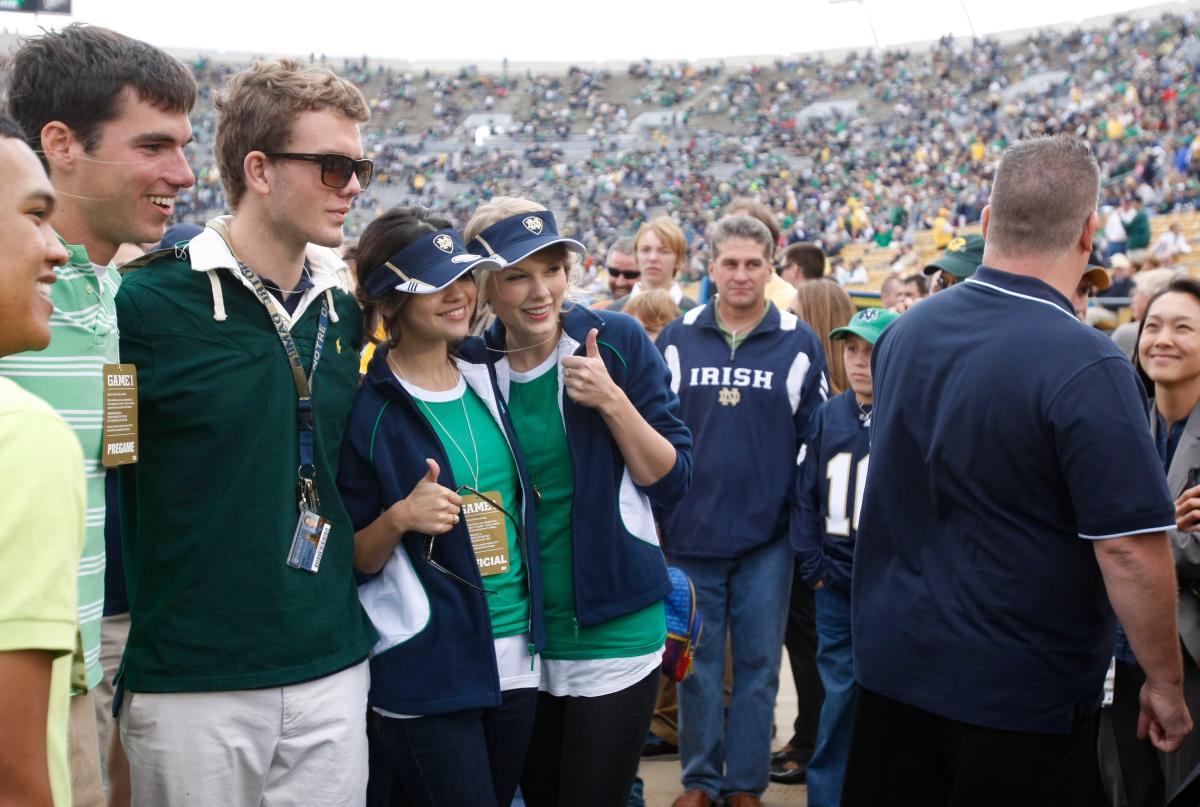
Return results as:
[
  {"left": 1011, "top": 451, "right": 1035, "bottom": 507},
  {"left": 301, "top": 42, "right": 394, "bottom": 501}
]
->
[
  {"left": 422, "top": 485, "right": 524, "bottom": 594},
  {"left": 608, "top": 267, "right": 641, "bottom": 280},
  {"left": 263, "top": 152, "right": 374, "bottom": 189}
]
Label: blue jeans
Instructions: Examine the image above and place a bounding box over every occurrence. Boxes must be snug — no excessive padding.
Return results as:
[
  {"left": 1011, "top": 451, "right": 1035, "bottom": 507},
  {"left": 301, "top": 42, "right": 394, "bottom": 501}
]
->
[
  {"left": 674, "top": 538, "right": 794, "bottom": 799},
  {"left": 807, "top": 587, "right": 857, "bottom": 807}
]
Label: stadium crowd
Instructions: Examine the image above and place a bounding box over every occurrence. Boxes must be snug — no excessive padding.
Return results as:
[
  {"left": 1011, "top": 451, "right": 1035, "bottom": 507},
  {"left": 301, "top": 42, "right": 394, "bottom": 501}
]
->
[
  {"left": 5, "top": 13, "right": 1200, "bottom": 807},
  {"left": 137, "top": 9, "right": 1200, "bottom": 282}
]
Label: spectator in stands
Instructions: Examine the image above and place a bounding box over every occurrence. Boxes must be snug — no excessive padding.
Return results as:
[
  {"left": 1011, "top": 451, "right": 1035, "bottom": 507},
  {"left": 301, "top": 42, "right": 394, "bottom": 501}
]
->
[
  {"left": 464, "top": 197, "right": 693, "bottom": 807},
  {"left": 923, "top": 234, "right": 984, "bottom": 292},
  {"left": 1153, "top": 223, "right": 1191, "bottom": 265},
  {"left": 624, "top": 288, "right": 679, "bottom": 343},
  {"left": 1104, "top": 204, "right": 1128, "bottom": 260},
  {"left": 780, "top": 243, "right": 828, "bottom": 294},
  {"left": 1124, "top": 197, "right": 1152, "bottom": 256},
  {"left": 900, "top": 274, "right": 929, "bottom": 304},
  {"left": 0, "top": 112, "right": 81, "bottom": 807},
  {"left": 834, "top": 259, "right": 867, "bottom": 287},
  {"left": 1122, "top": 278, "right": 1200, "bottom": 806},
  {"left": 879, "top": 276, "right": 904, "bottom": 310},
  {"left": 846, "top": 135, "right": 1191, "bottom": 806},
  {"left": 610, "top": 216, "right": 699, "bottom": 314},
  {"left": 3, "top": 25, "right": 196, "bottom": 807},
  {"left": 1113, "top": 268, "right": 1179, "bottom": 359},
  {"left": 1098, "top": 253, "right": 1134, "bottom": 312},
  {"left": 338, "top": 208, "right": 542, "bottom": 807},
  {"left": 604, "top": 236, "right": 639, "bottom": 303},
  {"left": 932, "top": 207, "right": 954, "bottom": 249},
  {"left": 115, "top": 59, "right": 377, "bottom": 805},
  {"left": 770, "top": 277, "right": 854, "bottom": 787},
  {"left": 793, "top": 307, "right": 899, "bottom": 807},
  {"left": 657, "top": 216, "right": 827, "bottom": 807}
]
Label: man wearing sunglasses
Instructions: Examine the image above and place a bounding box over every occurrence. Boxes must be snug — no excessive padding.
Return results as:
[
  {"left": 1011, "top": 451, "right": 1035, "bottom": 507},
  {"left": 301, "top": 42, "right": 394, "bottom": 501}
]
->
[
  {"left": 606, "top": 236, "right": 640, "bottom": 303},
  {"left": 114, "top": 58, "right": 378, "bottom": 806}
]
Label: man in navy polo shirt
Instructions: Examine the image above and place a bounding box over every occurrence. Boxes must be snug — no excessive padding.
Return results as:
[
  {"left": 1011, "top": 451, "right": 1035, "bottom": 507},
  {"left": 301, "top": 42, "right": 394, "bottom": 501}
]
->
[{"left": 844, "top": 135, "right": 1192, "bottom": 806}]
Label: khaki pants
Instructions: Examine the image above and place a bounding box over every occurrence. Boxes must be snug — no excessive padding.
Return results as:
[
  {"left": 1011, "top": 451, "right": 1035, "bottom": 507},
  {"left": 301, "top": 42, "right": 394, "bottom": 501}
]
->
[
  {"left": 121, "top": 660, "right": 369, "bottom": 807},
  {"left": 69, "top": 690, "right": 105, "bottom": 807}
]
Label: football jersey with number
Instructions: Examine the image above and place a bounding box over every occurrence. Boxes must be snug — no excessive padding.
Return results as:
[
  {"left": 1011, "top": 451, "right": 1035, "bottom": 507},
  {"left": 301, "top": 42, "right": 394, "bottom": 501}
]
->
[{"left": 791, "top": 389, "right": 870, "bottom": 596}]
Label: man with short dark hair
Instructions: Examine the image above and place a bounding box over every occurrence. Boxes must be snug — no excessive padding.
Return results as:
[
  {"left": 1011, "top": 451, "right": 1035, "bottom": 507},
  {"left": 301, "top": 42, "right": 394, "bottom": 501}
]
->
[
  {"left": 780, "top": 242, "right": 827, "bottom": 288},
  {"left": 845, "top": 135, "right": 1191, "bottom": 806},
  {"left": 900, "top": 273, "right": 927, "bottom": 303},
  {"left": 657, "top": 215, "right": 828, "bottom": 807},
  {"left": 115, "top": 58, "right": 377, "bottom": 806},
  {"left": 0, "top": 112, "right": 81, "bottom": 807},
  {"left": 2, "top": 25, "right": 196, "bottom": 805}
]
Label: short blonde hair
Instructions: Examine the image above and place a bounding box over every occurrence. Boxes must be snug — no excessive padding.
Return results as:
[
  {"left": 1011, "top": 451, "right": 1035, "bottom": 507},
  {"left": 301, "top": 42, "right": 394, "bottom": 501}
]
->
[
  {"left": 214, "top": 58, "right": 369, "bottom": 208},
  {"left": 635, "top": 216, "right": 688, "bottom": 277},
  {"left": 624, "top": 289, "right": 679, "bottom": 333}
]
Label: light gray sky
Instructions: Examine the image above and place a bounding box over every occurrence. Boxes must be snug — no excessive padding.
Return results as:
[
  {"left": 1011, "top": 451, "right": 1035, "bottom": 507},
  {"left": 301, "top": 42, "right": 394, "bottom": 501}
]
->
[{"left": 1, "top": 0, "right": 1195, "bottom": 63}]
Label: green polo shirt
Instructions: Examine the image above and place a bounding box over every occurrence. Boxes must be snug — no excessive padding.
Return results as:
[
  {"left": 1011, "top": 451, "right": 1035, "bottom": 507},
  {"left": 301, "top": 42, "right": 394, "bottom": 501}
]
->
[
  {"left": 0, "top": 238, "right": 116, "bottom": 693},
  {"left": 115, "top": 248, "right": 377, "bottom": 692}
]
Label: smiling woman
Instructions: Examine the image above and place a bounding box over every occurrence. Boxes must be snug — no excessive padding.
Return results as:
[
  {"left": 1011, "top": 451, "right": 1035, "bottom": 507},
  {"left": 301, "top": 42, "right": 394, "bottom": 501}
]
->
[
  {"left": 461, "top": 196, "right": 693, "bottom": 807},
  {"left": 336, "top": 205, "right": 547, "bottom": 807},
  {"left": 1119, "top": 277, "right": 1200, "bottom": 803}
]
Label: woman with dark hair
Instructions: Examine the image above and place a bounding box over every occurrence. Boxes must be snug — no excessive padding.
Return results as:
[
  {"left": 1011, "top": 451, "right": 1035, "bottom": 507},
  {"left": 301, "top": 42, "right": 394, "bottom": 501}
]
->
[
  {"left": 1113, "top": 277, "right": 1200, "bottom": 806},
  {"left": 462, "top": 196, "right": 693, "bottom": 807},
  {"left": 337, "top": 206, "right": 545, "bottom": 807}
]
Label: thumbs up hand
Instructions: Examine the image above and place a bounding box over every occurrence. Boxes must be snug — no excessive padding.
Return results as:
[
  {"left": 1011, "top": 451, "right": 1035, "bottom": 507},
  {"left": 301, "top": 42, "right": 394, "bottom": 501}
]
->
[
  {"left": 386, "top": 457, "right": 464, "bottom": 536},
  {"left": 561, "top": 328, "right": 621, "bottom": 412}
]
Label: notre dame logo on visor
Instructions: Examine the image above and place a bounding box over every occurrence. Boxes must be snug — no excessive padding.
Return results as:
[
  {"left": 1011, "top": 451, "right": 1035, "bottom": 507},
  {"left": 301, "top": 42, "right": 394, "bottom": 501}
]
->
[
  {"left": 859, "top": 309, "right": 880, "bottom": 322},
  {"left": 522, "top": 216, "right": 544, "bottom": 235},
  {"left": 946, "top": 237, "right": 967, "bottom": 252},
  {"left": 433, "top": 234, "right": 454, "bottom": 253}
]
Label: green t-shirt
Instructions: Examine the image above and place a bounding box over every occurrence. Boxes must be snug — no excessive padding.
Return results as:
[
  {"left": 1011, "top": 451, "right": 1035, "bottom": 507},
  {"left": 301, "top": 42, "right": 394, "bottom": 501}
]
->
[
  {"left": 0, "top": 378, "right": 85, "bottom": 807},
  {"left": 406, "top": 378, "right": 530, "bottom": 638},
  {"left": 507, "top": 358, "right": 664, "bottom": 660}
]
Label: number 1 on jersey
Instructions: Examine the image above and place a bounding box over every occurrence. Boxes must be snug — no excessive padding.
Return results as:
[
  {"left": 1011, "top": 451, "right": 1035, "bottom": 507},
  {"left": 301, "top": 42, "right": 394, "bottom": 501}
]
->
[{"left": 826, "top": 452, "right": 869, "bottom": 537}]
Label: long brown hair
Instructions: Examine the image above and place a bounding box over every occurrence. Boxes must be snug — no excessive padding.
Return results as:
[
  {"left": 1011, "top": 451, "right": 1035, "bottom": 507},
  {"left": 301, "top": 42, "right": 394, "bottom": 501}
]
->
[{"left": 793, "top": 279, "right": 855, "bottom": 394}]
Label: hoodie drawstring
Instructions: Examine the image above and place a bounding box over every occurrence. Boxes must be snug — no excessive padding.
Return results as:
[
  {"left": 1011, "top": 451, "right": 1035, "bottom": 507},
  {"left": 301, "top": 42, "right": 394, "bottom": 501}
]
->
[
  {"left": 325, "top": 289, "right": 339, "bottom": 323},
  {"left": 207, "top": 270, "right": 227, "bottom": 322}
]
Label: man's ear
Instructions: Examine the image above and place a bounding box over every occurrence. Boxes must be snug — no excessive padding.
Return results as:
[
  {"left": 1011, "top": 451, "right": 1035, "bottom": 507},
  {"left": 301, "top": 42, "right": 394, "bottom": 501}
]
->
[
  {"left": 980, "top": 205, "right": 991, "bottom": 240},
  {"left": 1080, "top": 210, "right": 1100, "bottom": 256},
  {"left": 40, "top": 121, "right": 80, "bottom": 174},
  {"left": 243, "top": 151, "right": 271, "bottom": 197}
]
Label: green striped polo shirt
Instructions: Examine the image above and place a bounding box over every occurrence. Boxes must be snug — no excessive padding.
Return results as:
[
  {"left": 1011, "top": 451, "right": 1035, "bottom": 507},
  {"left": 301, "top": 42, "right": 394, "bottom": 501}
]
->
[{"left": 0, "top": 237, "right": 117, "bottom": 692}]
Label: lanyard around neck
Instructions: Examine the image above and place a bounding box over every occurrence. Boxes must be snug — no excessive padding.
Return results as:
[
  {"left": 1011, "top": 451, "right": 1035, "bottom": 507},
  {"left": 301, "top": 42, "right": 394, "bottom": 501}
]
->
[{"left": 208, "top": 219, "right": 330, "bottom": 507}]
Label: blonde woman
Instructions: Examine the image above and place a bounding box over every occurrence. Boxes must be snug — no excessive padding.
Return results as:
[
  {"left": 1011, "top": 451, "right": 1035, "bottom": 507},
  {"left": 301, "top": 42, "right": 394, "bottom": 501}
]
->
[
  {"left": 609, "top": 215, "right": 698, "bottom": 314},
  {"left": 464, "top": 197, "right": 693, "bottom": 807}
]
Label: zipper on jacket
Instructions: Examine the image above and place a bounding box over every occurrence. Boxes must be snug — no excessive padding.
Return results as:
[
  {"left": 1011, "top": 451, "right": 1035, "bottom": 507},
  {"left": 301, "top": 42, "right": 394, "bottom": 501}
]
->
[
  {"left": 729, "top": 329, "right": 739, "bottom": 361},
  {"left": 572, "top": 616, "right": 580, "bottom": 639}
]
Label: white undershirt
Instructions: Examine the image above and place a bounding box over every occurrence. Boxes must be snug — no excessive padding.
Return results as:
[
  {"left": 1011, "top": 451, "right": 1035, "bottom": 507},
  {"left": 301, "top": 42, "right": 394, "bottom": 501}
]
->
[
  {"left": 374, "top": 375, "right": 540, "bottom": 719},
  {"left": 507, "top": 351, "right": 666, "bottom": 698}
]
